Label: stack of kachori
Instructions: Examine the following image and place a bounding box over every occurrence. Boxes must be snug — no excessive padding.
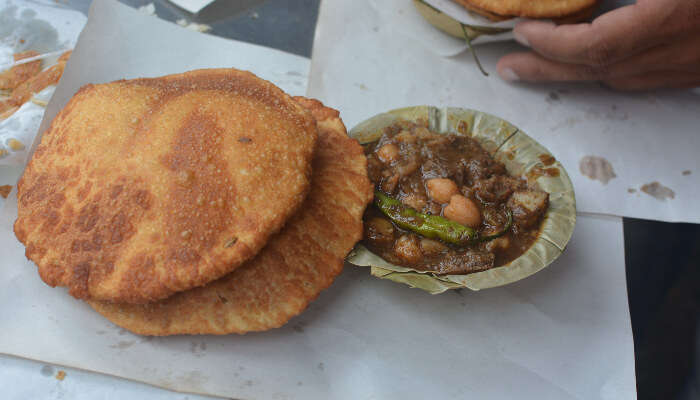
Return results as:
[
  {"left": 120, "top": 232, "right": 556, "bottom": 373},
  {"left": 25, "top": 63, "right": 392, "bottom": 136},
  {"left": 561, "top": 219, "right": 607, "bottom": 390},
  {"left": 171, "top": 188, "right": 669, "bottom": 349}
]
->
[
  {"left": 452, "top": 0, "right": 600, "bottom": 22},
  {"left": 15, "top": 68, "right": 373, "bottom": 335}
]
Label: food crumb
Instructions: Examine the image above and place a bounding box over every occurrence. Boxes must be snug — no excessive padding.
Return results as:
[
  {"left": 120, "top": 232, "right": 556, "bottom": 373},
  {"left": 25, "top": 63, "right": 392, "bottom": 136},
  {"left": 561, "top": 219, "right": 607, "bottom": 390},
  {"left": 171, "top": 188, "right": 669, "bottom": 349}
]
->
[
  {"left": 547, "top": 92, "right": 560, "bottom": 102},
  {"left": 641, "top": 181, "right": 675, "bottom": 201},
  {"left": 7, "top": 138, "right": 25, "bottom": 151},
  {"left": 354, "top": 83, "right": 368, "bottom": 91},
  {"left": 579, "top": 155, "right": 616, "bottom": 185},
  {"left": 30, "top": 97, "right": 48, "bottom": 107},
  {"left": 55, "top": 370, "right": 66, "bottom": 381},
  {"left": 175, "top": 19, "right": 212, "bottom": 33},
  {"left": 0, "top": 185, "right": 11, "bottom": 198},
  {"left": 538, "top": 154, "right": 556, "bottom": 166},
  {"left": 682, "top": 170, "right": 691, "bottom": 176},
  {"left": 627, "top": 188, "right": 636, "bottom": 194},
  {"left": 457, "top": 121, "right": 469, "bottom": 135}
]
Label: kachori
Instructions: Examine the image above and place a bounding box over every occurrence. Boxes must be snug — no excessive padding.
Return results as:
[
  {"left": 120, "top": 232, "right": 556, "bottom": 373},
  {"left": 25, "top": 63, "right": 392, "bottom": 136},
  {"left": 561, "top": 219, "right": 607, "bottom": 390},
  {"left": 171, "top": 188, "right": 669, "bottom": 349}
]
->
[
  {"left": 89, "top": 97, "right": 373, "bottom": 335},
  {"left": 15, "top": 68, "right": 318, "bottom": 304}
]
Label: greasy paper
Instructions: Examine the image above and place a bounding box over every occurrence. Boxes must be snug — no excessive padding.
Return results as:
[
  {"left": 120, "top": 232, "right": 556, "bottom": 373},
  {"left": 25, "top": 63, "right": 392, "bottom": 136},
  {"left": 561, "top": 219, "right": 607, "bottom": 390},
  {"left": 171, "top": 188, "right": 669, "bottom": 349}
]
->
[
  {"left": 310, "top": 0, "right": 700, "bottom": 223},
  {"left": 347, "top": 106, "right": 576, "bottom": 293}
]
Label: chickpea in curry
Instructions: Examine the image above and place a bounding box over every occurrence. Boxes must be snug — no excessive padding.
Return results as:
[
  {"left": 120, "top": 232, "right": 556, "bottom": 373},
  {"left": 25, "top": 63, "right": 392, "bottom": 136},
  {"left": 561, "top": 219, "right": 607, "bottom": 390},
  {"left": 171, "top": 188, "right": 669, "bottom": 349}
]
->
[{"left": 363, "top": 121, "right": 550, "bottom": 275}]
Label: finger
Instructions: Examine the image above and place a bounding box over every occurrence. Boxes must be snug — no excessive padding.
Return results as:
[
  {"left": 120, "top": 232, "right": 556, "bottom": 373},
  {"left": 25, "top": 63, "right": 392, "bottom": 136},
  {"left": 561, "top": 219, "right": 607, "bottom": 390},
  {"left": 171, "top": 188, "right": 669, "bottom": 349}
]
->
[
  {"left": 603, "top": 71, "right": 700, "bottom": 91},
  {"left": 513, "top": 3, "right": 672, "bottom": 67},
  {"left": 498, "top": 33, "right": 700, "bottom": 82},
  {"left": 608, "top": 32, "right": 700, "bottom": 76},
  {"left": 498, "top": 52, "right": 608, "bottom": 82}
]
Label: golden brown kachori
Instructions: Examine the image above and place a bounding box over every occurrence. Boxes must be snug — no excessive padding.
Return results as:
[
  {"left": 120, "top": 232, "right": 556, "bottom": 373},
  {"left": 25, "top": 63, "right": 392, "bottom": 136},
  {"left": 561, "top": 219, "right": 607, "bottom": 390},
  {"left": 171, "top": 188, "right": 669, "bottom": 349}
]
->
[
  {"left": 453, "top": 0, "right": 599, "bottom": 20},
  {"left": 15, "top": 69, "right": 317, "bottom": 304},
  {"left": 88, "top": 97, "right": 373, "bottom": 335}
]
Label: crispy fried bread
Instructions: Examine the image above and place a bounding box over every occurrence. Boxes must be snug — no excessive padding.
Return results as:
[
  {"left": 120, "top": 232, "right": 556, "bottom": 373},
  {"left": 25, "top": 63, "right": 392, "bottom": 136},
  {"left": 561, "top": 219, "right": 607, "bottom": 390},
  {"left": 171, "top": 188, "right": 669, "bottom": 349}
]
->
[
  {"left": 89, "top": 97, "right": 373, "bottom": 335},
  {"left": 15, "top": 69, "right": 317, "bottom": 303},
  {"left": 453, "top": 0, "right": 598, "bottom": 20}
]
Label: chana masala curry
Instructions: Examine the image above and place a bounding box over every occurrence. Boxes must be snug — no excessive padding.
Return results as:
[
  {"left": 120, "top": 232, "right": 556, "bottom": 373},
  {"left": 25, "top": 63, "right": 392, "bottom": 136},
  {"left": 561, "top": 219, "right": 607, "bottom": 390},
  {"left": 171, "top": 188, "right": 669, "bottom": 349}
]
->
[{"left": 363, "top": 121, "right": 549, "bottom": 275}]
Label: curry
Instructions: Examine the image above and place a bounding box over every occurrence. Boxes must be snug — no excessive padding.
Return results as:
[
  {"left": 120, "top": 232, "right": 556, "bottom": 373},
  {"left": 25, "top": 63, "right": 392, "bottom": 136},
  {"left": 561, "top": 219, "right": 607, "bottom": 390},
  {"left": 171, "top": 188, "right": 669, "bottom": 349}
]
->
[{"left": 363, "top": 120, "right": 549, "bottom": 275}]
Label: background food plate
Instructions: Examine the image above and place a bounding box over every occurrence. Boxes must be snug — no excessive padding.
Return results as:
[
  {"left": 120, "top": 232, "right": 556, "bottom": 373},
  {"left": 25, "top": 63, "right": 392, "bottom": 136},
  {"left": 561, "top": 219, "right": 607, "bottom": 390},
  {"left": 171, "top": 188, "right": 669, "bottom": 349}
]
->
[
  {"left": 347, "top": 106, "right": 577, "bottom": 293},
  {"left": 412, "top": 0, "right": 513, "bottom": 42}
]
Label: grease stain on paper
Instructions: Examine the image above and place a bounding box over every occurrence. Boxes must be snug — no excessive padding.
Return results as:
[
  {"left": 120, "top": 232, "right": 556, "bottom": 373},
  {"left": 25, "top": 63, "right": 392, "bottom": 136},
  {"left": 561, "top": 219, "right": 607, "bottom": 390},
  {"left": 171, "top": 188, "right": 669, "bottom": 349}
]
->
[
  {"left": 176, "top": 371, "right": 208, "bottom": 391},
  {"left": 0, "top": 5, "right": 61, "bottom": 54},
  {"left": 40, "top": 365, "right": 54, "bottom": 377},
  {"left": 546, "top": 92, "right": 560, "bottom": 103},
  {"left": 584, "top": 105, "right": 629, "bottom": 121},
  {"left": 354, "top": 83, "right": 368, "bottom": 91},
  {"left": 292, "top": 321, "right": 306, "bottom": 333},
  {"left": 190, "top": 341, "right": 207, "bottom": 357},
  {"left": 549, "top": 116, "right": 581, "bottom": 132},
  {"left": 110, "top": 340, "right": 136, "bottom": 349},
  {"left": 580, "top": 156, "right": 616, "bottom": 185},
  {"left": 641, "top": 182, "right": 675, "bottom": 201}
]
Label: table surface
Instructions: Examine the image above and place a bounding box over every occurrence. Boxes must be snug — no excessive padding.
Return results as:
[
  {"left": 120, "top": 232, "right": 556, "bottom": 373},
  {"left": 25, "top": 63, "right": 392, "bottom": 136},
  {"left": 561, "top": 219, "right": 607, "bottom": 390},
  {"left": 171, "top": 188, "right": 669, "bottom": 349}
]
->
[{"left": 2, "top": 1, "right": 698, "bottom": 400}]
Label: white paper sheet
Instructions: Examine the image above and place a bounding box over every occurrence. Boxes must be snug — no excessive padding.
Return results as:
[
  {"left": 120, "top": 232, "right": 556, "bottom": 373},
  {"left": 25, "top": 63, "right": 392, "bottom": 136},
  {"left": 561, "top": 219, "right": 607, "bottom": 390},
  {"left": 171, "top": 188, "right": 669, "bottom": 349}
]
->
[
  {"left": 168, "top": 0, "right": 215, "bottom": 14},
  {"left": 1, "top": 354, "right": 216, "bottom": 400},
  {"left": 0, "top": 190, "right": 635, "bottom": 399},
  {"left": 309, "top": 0, "right": 700, "bottom": 223},
  {"left": 0, "top": 1, "right": 636, "bottom": 399}
]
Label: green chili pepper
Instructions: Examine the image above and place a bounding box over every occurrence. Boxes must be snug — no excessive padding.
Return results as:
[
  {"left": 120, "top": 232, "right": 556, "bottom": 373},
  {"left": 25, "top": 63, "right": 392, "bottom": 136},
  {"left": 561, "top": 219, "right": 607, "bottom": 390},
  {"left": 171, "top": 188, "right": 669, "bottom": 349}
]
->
[{"left": 373, "top": 190, "right": 511, "bottom": 245}]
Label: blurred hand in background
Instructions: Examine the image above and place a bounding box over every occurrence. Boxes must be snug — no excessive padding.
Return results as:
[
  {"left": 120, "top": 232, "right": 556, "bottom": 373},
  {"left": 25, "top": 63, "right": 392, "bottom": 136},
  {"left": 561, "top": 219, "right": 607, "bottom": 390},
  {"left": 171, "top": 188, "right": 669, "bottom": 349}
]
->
[{"left": 497, "top": 0, "right": 700, "bottom": 90}]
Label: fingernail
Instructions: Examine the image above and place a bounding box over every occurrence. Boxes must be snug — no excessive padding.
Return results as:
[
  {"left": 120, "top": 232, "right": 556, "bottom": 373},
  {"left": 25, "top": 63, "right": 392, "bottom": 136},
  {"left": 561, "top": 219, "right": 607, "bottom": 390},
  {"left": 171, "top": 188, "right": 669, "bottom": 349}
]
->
[
  {"left": 500, "top": 68, "right": 520, "bottom": 82},
  {"left": 513, "top": 30, "right": 529, "bottom": 47}
]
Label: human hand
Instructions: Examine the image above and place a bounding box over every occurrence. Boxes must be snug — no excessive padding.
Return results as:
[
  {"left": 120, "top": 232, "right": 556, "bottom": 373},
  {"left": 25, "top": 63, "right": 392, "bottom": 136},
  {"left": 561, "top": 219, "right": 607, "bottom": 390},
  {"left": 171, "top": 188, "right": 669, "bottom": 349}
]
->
[{"left": 496, "top": 0, "right": 700, "bottom": 90}]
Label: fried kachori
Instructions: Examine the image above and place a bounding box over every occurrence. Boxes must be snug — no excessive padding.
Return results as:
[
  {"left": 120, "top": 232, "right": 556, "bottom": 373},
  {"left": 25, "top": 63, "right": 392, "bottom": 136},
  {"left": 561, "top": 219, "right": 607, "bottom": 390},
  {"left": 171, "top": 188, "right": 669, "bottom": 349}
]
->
[
  {"left": 453, "top": 0, "right": 599, "bottom": 20},
  {"left": 88, "top": 97, "right": 373, "bottom": 335},
  {"left": 15, "top": 68, "right": 318, "bottom": 304}
]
